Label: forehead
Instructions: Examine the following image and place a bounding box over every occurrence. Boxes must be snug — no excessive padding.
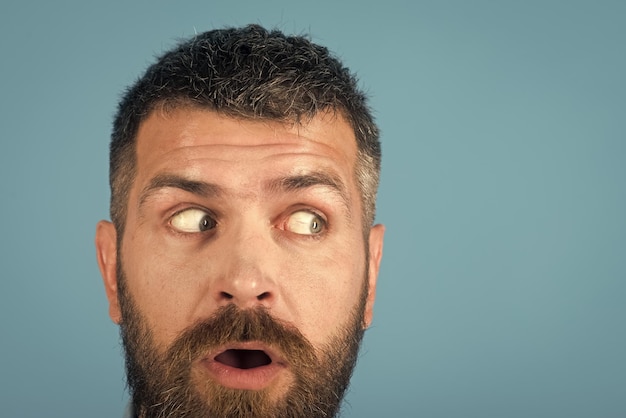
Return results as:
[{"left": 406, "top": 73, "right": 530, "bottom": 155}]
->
[{"left": 133, "top": 107, "right": 359, "bottom": 189}]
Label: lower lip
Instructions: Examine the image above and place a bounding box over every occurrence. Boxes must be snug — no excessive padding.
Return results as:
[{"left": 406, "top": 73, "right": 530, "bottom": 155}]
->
[{"left": 199, "top": 358, "right": 286, "bottom": 390}]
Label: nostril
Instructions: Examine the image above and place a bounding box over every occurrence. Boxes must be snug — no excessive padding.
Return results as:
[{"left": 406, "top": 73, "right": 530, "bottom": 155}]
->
[
  {"left": 220, "top": 291, "right": 234, "bottom": 300},
  {"left": 257, "top": 292, "right": 271, "bottom": 301},
  {"left": 215, "top": 289, "right": 273, "bottom": 305}
]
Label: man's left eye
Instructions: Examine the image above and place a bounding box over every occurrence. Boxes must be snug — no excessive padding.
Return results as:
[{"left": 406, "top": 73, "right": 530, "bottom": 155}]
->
[
  {"left": 169, "top": 208, "right": 216, "bottom": 233},
  {"left": 284, "top": 210, "right": 326, "bottom": 235}
]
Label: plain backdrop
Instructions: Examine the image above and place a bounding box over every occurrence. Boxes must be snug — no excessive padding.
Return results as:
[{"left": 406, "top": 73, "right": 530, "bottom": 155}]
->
[{"left": 1, "top": 1, "right": 624, "bottom": 417}]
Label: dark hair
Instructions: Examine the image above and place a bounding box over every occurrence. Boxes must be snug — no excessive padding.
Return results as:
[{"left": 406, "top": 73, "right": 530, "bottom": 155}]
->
[{"left": 110, "top": 24, "right": 380, "bottom": 234}]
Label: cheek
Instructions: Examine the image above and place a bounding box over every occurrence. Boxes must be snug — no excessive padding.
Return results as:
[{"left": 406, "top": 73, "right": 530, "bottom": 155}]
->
[
  {"left": 121, "top": 222, "right": 367, "bottom": 349},
  {"left": 280, "top": 248, "right": 366, "bottom": 346},
  {"left": 121, "top": 235, "right": 202, "bottom": 347}
]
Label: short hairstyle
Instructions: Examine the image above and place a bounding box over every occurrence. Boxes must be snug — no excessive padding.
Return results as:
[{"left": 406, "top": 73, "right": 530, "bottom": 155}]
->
[{"left": 110, "top": 24, "right": 380, "bottom": 234}]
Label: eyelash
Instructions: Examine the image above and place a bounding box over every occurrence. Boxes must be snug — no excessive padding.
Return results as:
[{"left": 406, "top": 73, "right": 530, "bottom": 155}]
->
[
  {"left": 279, "top": 207, "right": 330, "bottom": 239},
  {"left": 167, "top": 205, "right": 219, "bottom": 234},
  {"left": 164, "top": 205, "right": 330, "bottom": 239}
]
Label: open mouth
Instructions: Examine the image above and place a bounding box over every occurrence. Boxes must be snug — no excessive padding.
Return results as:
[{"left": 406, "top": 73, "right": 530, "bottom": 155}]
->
[{"left": 214, "top": 349, "right": 272, "bottom": 369}]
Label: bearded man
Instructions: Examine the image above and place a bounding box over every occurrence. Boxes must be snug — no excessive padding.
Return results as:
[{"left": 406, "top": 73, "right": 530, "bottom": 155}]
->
[{"left": 95, "top": 24, "right": 384, "bottom": 418}]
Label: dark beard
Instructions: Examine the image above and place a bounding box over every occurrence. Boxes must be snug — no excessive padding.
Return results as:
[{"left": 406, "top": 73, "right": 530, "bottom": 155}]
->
[{"left": 117, "top": 264, "right": 367, "bottom": 418}]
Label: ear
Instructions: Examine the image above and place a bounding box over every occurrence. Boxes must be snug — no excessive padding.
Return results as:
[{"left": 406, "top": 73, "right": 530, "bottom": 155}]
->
[
  {"left": 95, "top": 220, "right": 122, "bottom": 324},
  {"left": 364, "top": 223, "right": 385, "bottom": 329}
]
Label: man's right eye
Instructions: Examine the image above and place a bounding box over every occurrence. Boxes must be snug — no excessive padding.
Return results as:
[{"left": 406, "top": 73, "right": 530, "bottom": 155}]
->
[{"left": 169, "top": 208, "right": 216, "bottom": 233}]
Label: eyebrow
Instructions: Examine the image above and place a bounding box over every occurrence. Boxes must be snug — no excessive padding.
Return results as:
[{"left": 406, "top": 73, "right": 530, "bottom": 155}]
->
[
  {"left": 138, "top": 171, "right": 350, "bottom": 210},
  {"left": 266, "top": 171, "right": 351, "bottom": 210},
  {"left": 139, "top": 173, "right": 223, "bottom": 207}
]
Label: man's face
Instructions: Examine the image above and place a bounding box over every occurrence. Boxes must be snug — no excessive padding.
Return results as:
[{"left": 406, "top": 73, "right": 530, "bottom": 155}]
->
[{"left": 96, "top": 108, "right": 384, "bottom": 417}]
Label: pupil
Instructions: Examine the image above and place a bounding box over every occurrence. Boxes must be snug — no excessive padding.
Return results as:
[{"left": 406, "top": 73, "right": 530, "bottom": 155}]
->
[
  {"left": 200, "top": 217, "right": 213, "bottom": 231},
  {"left": 311, "top": 219, "right": 319, "bottom": 233}
]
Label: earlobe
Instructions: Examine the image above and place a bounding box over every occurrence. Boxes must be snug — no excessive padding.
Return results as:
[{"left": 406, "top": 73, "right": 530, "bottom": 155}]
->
[
  {"left": 364, "top": 223, "right": 385, "bottom": 329},
  {"left": 95, "top": 220, "right": 122, "bottom": 324}
]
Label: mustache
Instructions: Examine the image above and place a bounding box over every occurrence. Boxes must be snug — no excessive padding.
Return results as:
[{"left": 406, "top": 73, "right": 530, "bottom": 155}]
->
[{"left": 164, "top": 304, "right": 317, "bottom": 368}]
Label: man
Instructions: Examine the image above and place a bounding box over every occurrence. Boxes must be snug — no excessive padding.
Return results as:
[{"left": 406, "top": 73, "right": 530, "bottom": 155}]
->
[{"left": 95, "top": 24, "right": 384, "bottom": 418}]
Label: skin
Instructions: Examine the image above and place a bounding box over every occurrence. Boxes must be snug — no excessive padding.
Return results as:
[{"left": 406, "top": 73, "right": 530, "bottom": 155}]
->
[{"left": 95, "top": 107, "right": 384, "bottom": 401}]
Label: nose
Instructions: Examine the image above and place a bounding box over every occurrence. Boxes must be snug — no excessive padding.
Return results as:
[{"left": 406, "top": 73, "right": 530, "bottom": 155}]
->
[
  {"left": 211, "top": 229, "right": 278, "bottom": 309},
  {"left": 216, "top": 273, "right": 275, "bottom": 308}
]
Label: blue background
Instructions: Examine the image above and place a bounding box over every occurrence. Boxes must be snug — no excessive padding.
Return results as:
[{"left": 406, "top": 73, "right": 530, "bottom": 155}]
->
[{"left": 1, "top": 1, "right": 624, "bottom": 417}]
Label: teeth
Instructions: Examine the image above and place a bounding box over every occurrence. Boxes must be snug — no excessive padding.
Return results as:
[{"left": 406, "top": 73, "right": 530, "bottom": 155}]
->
[{"left": 215, "top": 349, "right": 272, "bottom": 369}]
